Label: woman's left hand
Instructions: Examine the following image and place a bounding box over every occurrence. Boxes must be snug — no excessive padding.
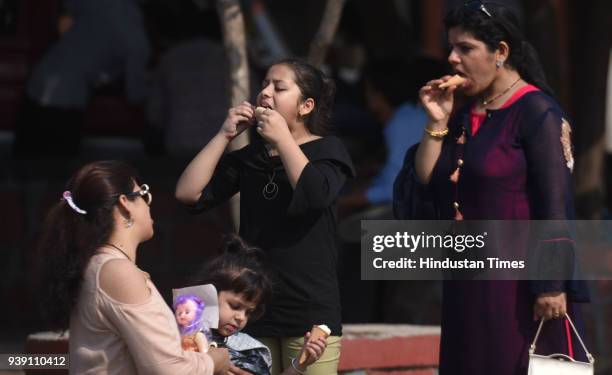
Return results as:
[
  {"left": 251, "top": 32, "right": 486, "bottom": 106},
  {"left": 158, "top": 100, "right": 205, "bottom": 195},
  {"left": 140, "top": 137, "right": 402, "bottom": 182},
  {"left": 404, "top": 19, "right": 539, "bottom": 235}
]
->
[
  {"left": 533, "top": 291, "right": 567, "bottom": 321},
  {"left": 255, "top": 108, "right": 293, "bottom": 146}
]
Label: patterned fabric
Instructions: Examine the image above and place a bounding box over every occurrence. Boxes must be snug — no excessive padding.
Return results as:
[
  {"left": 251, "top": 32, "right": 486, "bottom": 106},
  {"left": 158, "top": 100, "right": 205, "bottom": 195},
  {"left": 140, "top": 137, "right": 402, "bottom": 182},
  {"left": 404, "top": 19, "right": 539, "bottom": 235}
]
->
[
  {"left": 181, "top": 334, "right": 199, "bottom": 352},
  {"left": 211, "top": 331, "right": 272, "bottom": 375}
]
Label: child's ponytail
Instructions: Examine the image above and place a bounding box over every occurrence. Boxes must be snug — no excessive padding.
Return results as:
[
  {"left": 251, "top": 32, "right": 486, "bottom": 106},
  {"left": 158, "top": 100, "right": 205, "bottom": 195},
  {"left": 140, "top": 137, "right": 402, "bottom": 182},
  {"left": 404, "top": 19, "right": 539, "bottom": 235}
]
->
[
  {"left": 222, "top": 233, "right": 264, "bottom": 260},
  {"left": 194, "top": 234, "right": 272, "bottom": 320}
]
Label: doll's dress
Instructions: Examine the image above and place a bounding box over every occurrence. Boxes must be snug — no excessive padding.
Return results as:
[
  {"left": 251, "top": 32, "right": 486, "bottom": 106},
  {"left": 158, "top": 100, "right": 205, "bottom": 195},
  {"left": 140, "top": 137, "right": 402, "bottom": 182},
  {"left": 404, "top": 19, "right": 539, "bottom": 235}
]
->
[{"left": 181, "top": 333, "right": 199, "bottom": 352}]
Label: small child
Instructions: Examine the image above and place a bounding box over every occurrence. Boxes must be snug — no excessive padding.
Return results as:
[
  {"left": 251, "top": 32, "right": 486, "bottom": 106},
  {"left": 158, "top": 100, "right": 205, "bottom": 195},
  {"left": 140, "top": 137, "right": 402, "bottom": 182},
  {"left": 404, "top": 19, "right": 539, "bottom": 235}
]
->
[{"left": 194, "top": 234, "right": 327, "bottom": 375}]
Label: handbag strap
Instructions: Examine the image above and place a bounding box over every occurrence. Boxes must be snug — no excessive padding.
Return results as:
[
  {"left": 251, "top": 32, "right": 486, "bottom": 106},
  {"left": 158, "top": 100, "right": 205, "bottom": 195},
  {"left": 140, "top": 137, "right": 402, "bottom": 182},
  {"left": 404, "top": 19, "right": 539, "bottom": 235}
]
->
[
  {"left": 565, "top": 319, "right": 574, "bottom": 358},
  {"left": 529, "top": 313, "right": 595, "bottom": 364}
]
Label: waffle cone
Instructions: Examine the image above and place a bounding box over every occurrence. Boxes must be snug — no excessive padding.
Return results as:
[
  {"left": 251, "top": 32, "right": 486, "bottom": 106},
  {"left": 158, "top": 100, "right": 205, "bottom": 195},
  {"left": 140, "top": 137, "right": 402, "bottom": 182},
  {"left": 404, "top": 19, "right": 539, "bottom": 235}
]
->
[{"left": 298, "top": 325, "right": 330, "bottom": 365}]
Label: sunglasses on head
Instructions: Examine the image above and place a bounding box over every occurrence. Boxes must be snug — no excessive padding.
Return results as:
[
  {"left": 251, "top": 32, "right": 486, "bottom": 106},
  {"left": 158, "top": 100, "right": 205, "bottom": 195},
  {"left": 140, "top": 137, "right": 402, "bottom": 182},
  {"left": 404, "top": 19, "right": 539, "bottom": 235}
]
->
[
  {"left": 125, "top": 184, "right": 152, "bottom": 206},
  {"left": 464, "top": 1, "right": 493, "bottom": 18}
]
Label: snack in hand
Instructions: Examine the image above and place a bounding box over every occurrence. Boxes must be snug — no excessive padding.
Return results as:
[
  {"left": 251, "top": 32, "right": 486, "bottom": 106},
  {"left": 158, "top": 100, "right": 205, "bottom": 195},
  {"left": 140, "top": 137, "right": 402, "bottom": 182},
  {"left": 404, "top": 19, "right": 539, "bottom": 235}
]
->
[
  {"left": 255, "top": 106, "right": 267, "bottom": 120},
  {"left": 298, "top": 324, "right": 331, "bottom": 365},
  {"left": 438, "top": 74, "right": 466, "bottom": 89}
]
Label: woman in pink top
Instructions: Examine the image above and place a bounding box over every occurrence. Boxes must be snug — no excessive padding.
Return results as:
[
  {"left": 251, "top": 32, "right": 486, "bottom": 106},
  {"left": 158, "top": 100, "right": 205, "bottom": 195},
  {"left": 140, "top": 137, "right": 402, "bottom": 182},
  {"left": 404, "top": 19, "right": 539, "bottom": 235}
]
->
[{"left": 38, "top": 160, "right": 230, "bottom": 374}]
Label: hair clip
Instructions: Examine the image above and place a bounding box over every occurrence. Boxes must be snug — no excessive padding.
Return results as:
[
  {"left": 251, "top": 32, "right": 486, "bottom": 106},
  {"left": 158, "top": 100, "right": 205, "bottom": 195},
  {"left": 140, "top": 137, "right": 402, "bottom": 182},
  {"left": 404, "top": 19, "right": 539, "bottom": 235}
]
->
[{"left": 62, "top": 191, "right": 87, "bottom": 214}]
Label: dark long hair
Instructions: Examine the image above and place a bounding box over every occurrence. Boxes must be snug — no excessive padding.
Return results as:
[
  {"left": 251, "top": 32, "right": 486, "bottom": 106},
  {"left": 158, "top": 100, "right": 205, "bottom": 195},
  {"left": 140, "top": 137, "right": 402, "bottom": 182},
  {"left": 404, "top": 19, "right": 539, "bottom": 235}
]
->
[
  {"left": 39, "top": 160, "right": 143, "bottom": 330},
  {"left": 193, "top": 234, "right": 272, "bottom": 320},
  {"left": 444, "top": 2, "right": 554, "bottom": 96},
  {"left": 273, "top": 58, "right": 336, "bottom": 135}
]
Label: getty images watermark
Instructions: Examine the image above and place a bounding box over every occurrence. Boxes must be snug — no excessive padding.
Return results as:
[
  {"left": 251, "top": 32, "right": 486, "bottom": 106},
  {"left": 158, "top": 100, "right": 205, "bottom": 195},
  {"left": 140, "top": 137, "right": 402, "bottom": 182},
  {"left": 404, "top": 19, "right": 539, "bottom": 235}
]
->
[
  {"left": 371, "top": 230, "right": 526, "bottom": 270},
  {"left": 361, "top": 220, "right": 612, "bottom": 281}
]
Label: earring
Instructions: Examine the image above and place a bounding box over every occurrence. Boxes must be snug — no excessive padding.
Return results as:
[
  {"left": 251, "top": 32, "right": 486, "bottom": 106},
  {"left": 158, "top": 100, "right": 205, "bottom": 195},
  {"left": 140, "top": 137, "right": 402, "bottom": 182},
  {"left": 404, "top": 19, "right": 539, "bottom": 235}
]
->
[
  {"left": 496, "top": 60, "right": 504, "bottom": 68},
  {"left": 125, "top": 218, "right": 134, "bottom": 228}
]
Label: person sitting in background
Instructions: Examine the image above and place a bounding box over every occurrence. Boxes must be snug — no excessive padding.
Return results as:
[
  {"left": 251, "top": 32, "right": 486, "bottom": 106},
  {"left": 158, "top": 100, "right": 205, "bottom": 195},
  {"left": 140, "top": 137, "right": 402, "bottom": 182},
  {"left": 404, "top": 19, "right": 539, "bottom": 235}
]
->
[
  {"left": 338, "top": 56, "right": 446, "bottom": 236},
  {"left": 13, "top": 0, "right": 151, "bottom": 156}
]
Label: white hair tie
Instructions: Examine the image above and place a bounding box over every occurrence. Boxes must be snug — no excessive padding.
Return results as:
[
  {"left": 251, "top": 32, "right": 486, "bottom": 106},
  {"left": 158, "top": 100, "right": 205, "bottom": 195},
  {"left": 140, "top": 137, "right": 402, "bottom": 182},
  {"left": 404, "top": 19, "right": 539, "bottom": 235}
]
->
[{"left": 62, "top": 191, "right": 87, "bottom": 214}]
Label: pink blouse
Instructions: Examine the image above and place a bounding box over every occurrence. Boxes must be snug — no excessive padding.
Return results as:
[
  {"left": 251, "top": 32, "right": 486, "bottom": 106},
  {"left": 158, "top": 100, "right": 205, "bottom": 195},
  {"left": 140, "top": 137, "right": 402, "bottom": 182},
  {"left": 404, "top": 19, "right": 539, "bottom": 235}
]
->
[{"left": 69, "top": 252, "right": 214, "bottom": 374}]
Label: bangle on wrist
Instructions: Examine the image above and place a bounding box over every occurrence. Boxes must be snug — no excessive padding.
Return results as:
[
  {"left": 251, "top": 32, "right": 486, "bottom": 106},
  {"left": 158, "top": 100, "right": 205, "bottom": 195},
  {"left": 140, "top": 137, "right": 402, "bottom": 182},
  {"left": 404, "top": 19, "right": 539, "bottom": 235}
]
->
[
  {"left": 291, "top": 358, "right": 306, "bottom": 374},
  {"left": 424, "top": 127, "right": 449, "bottom": 138}
]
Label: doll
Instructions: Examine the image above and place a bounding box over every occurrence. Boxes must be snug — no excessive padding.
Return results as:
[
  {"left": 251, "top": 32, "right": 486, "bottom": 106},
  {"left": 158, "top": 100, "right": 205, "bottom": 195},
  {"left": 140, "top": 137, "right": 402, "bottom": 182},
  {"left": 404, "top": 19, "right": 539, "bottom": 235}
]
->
[{"left": 173, "top": 294, "right": 210, "bottom": 352}]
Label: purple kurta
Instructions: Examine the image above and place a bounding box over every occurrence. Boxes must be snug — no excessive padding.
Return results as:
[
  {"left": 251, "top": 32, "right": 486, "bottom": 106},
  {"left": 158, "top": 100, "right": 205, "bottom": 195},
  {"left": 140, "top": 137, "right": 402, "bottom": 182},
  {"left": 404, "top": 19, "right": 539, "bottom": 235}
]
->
[{"left": 394, "top": 89, "right": 589, "bottom": 374}]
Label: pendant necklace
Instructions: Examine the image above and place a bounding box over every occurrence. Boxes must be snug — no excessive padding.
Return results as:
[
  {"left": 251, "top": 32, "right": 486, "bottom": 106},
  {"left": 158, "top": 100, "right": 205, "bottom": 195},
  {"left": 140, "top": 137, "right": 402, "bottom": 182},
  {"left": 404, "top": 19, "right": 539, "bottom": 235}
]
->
[
  {"left": 262, "top": 170, "right": 279, "bottom": 200},
  {"left": 103, "top": 243, "right": 133, "bottom": 262},
  {"left": 481, "top": 77, "right": 521, "bottom": 106}
]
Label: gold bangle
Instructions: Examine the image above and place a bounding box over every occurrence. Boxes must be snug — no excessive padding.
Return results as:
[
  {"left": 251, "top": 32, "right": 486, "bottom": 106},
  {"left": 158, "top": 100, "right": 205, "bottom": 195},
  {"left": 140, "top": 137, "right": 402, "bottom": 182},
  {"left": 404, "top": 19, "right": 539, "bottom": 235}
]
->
[{"left": 424, "top": 127, "right": 449, "bottom": 138}]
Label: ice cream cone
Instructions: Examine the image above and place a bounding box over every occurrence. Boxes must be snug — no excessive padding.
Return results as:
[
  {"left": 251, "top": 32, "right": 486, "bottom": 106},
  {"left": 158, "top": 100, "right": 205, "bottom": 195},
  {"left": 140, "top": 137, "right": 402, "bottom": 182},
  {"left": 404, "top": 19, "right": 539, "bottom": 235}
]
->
[{"left": 298, "top": 324, "right": 331, "bottom": 365}]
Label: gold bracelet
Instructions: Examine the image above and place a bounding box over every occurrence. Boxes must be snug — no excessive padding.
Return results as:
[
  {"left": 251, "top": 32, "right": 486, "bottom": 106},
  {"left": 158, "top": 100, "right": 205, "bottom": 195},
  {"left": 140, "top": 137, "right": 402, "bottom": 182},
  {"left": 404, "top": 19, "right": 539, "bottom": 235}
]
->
[{"left": 424, "top": 127, "right": 449, "bottom": 138}]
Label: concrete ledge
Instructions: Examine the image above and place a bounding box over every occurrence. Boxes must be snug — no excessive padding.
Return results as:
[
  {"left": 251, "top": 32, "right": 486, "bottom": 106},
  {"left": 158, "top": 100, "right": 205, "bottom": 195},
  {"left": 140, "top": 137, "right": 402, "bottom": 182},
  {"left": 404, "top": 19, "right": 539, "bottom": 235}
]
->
[
  {"left": 339, "top": 324, "right": 440, "bottom": 373},
  {"left": 26, "top": 324, "right": 441, "bottom": 374},
  {"left": 366, "top": 370, "right": 437, "bottom": 375},
  {"left": 24, "top": 332, "right": 69, "bottom": 375}
]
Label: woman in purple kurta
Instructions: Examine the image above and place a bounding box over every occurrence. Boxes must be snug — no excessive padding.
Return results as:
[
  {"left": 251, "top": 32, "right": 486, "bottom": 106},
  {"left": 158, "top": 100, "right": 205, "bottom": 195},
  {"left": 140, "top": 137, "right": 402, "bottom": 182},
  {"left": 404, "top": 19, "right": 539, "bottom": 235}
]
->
[{"left": 393, "top": 2, "right": 589, "bottom": 374}]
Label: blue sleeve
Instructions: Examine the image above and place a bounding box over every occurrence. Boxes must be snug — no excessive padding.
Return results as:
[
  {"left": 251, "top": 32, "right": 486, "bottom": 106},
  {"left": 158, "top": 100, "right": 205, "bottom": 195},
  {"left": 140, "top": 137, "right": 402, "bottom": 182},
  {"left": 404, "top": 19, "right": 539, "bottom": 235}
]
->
[
  {"left": 366, "top": 166, "right": 398, "bottom": 204},
  {"left": 368, "top": 106, "right": 425, "bottom": 204}
]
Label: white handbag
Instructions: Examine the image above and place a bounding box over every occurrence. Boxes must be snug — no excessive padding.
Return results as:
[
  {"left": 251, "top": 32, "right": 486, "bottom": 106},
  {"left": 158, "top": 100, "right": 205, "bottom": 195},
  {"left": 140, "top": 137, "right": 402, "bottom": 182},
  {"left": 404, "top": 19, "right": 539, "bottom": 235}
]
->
[{"left": 528, "top": 313, "right": 595, "bottom": 375}]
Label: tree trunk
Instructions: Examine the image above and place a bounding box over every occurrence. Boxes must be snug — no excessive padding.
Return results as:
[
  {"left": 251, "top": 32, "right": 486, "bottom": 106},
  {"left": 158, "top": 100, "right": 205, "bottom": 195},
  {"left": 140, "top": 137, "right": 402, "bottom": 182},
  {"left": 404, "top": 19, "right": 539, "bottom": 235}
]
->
[
  {"left": 216, "top": 0, "right": 250, "bottom": 229},
  {"left": 421, "top": 0, "right": 444, "bottom": 59},
  {"left": 216, "top": 0, "right": 250, "bottom": 151},
  {"left": 307, "top": 0, "right": 345, "bottom": 67}
]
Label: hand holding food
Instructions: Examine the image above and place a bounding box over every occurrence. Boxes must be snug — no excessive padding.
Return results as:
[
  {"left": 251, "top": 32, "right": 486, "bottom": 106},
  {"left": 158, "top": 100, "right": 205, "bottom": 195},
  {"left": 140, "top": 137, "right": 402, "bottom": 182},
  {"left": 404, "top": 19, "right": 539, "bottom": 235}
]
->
[
  {"left": 438, "top": 74, "right": 466, "bottom": 89},
  {"left": 298, "top": 324, "right": 331, "bottom": 366}
]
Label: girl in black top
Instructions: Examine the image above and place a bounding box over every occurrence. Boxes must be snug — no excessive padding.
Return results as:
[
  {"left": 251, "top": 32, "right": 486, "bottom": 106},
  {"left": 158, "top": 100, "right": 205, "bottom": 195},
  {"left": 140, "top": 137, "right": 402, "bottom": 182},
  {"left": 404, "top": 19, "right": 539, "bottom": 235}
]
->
[{"left": 176, "top": 59, "right": 354, "bottom": 375}]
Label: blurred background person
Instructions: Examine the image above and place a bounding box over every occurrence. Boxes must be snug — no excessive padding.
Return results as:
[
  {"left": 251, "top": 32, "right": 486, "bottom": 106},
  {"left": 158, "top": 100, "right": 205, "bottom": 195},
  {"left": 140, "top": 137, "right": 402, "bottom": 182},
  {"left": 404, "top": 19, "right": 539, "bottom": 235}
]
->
[
  {"left": 12, "top": 0, "right": 151, "bottom": 157},
  {"left": 339, "top": 56, "right": 447, "bottom": 233}
]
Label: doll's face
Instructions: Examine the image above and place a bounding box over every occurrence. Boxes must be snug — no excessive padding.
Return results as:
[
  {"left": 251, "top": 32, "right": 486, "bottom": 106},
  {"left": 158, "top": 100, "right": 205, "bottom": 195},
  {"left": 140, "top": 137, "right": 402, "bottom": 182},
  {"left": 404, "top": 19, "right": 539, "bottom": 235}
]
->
[
  {"left": 217, "top": 291, "right": 257, "bottom": 336},
  {"left": 175, "top": 299, "right": 199, "bottom": 327}
]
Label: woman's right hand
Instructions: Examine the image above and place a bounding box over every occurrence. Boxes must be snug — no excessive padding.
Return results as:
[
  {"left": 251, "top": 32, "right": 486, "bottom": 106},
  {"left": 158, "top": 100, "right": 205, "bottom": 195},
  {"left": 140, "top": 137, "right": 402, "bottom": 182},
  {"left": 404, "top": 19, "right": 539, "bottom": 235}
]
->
[
  {"left": 419, "top": 75, "right": 458, "bottom": 126},
  {"left": 208, "top": 347, "right": 230, "bottom": 375},
  {"left": 219, "top": 101, "right": 255, "bottom": 140},
  {"left": 533, "top": 292, "right": 567, "bottom": 321}
]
